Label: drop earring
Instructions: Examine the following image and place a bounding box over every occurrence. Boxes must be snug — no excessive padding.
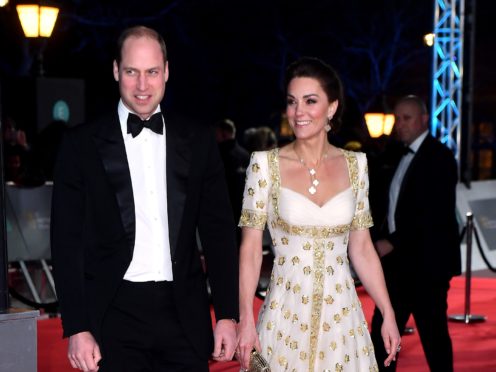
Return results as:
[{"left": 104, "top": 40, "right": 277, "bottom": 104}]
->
[{"left": 325, "top": 117, "right": 332, "bottom": 132}]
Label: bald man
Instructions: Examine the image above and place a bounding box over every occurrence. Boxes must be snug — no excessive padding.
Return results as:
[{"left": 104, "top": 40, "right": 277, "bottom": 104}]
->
[{"left": 370, "top": 95, "right": 461, "bottom": 371}]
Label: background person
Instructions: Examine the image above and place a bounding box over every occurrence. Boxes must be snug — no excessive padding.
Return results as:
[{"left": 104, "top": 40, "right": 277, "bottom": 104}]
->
[{"left": 370, "top": 95, "right": 461, "bottom": 372}]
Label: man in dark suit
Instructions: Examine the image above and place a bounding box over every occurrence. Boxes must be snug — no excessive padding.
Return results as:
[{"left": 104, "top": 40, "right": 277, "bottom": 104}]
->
[
  {"left": 51, "top": 26, "right": 238, "bottom": 371},
  {"left": 370, "top": 95, "right": 461, "bottom": 371},
  {"left": 215, "top": 118, "right": 250, "bottom": 244}
]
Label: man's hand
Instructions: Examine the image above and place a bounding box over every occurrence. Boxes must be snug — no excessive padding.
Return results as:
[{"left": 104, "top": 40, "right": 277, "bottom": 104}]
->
[
  {"left": 375, "top": 239, "right": 394, "bottom": 258},
  {"left": 68, "top": 331, "right": 101, "bottom": 371},
  {"left": 211, "top": 319, "right": 237, "bottom": 362}
]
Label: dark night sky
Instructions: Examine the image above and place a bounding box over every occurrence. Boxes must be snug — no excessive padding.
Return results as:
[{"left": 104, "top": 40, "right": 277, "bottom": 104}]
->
[{"left": 1, "top": 0, "right": 495, "bottom": 144}]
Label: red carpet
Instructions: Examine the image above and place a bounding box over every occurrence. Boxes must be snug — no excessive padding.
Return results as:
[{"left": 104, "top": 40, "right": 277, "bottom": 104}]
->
[{"left": 37, "top": 276, "right": 496, "bottom": 371}]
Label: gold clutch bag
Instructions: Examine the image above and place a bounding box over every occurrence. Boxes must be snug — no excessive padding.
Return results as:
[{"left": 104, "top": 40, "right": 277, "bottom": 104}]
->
[{"left": 248, "top": 348, "right": 271, "bottom": 372}]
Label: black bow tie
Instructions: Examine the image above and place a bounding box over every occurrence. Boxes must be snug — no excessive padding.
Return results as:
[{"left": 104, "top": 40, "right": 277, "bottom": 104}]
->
[
  {"left": 400, "top": 146, "right": 415, "bottom": 156},
  {"left": 127, "top": 112, "right": 163, "bottom": 138}
]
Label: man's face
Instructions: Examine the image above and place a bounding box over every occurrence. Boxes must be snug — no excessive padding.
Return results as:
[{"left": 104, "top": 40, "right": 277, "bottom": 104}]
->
[
  {"left": 393, "top": 101, "right": 428, "bottom": 145},
  {"left": 113, "top": 36, "right": 169, "bottom": 120}
]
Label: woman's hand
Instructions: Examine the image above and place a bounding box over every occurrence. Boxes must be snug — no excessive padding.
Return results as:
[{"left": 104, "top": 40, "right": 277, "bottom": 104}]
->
[
  {"left": 236, "top": 319, "right": 261, "bottom": 371},
  {"left": 381, "top": 314, "right": 401, "bottom": 367}
]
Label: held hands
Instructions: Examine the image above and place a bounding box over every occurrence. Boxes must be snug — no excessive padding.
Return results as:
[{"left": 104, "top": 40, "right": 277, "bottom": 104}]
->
[
  {"left": 381, "top": 314, "right": 402, "bottom": 367},
  {"left": 236, "top": 318, "right": 261, "bottom": 371},
  {"left": 212, "top": 319, "right": 237, "bottom": 362},
  {"left": 68, "top": 331, "right": 101, "bottom": 371}
]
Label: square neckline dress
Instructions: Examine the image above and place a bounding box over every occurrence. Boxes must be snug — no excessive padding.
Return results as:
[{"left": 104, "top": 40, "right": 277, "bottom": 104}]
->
[{"left": 239, "top": 148, "right": 379, "bottom": 372}]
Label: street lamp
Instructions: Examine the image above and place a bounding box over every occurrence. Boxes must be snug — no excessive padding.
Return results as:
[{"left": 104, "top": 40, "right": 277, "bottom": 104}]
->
[
  {"left": 16, "top": 4, "right": 59, "bottom": 75},
  {"left": 17, "top": 4, "right": 58, "bottom": 37},
  {"left": 0, "top": 0, "right": 9, "bottom": 8},
  {"left": 365, "top": 113, "right": 395, "bottom": 138},
  {"left": 423, "top": 33, "right": 435, "bottom": 47}
]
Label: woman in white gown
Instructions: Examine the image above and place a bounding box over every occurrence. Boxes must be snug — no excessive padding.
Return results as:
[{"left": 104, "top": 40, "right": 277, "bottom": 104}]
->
[{"left": 237, "top": 57, "right": 400, "bottom": 372}]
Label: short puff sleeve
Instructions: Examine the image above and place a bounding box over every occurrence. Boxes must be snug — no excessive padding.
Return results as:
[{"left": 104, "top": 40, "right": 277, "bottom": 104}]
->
[
  {"left": 238, "top": 151, "right": 271, "bottom": 230},
  {"left": 350, "top": 152, "right": 374, "bottom": 230}
]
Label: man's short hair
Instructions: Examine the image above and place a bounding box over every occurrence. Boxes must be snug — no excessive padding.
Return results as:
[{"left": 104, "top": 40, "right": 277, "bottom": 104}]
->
[
  {"left": 215, "top": 119, "right": 236, "bottom": 136},
  {"left": 115, "top": 25, "right": 167, "bottom": 66},
  {"left": 396, "top": 95, "right": 428, "bottom": 115}
]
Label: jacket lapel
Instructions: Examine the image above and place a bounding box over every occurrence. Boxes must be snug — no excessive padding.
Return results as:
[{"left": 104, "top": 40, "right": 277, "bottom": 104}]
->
[
  {"left": 166, "top": 114, "right": 192, "bottom": 259},
  {"left": 92, "top": 113, "right": 135, "bottom": 251},
  {"left": 396, "top": 136, "right": 431, "bottom": 212}
]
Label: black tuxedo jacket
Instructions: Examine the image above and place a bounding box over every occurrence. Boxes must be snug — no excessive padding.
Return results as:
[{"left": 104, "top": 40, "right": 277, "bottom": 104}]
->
[
  {"left": 380, "top": 135, "right": 461, "bottom": 282},
  {"left": 51, "top": 109, "right": 239, "bottom": 358}
]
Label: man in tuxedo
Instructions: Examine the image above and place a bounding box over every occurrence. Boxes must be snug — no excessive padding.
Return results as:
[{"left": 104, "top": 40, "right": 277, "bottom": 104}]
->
[
  {"left": 51, "top": 26, "right": 238, "bottom": 371},
  {"left": 370, "top": 95, "right": 461, "bottom": 371}
]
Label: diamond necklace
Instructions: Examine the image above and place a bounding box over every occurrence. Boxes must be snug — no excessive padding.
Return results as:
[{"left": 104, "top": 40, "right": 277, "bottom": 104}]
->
[{"left": 293, "top": 144, "right": 329, "bottom": 195}]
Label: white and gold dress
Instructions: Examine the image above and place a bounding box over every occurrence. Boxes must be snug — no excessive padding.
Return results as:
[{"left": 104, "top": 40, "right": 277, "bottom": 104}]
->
[{"left": 239, "top": 148, "right": 379, "bottom": 372}]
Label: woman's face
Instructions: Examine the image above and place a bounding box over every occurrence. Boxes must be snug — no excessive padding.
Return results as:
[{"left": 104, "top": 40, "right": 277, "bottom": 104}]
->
[{"left": 286, "top": 77, "right": 337, "bottom": 140}]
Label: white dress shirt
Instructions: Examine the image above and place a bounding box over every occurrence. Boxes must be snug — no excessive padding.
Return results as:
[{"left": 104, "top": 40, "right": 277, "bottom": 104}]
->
[
  {"left": 117, "top": 100, "right": 173, "bottom": 282},
  {"left": 388, "top": 130, "right": 429, "bottom": 234}
]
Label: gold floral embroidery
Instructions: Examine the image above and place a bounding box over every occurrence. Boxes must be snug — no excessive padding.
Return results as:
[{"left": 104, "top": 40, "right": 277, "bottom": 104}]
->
[
  {"left": 303, "top": 266, "right": 312, "bottom": 275},
  {"left": 362, "top": 345, "right": 370, "bottom": 356},
  {"left": 323, "top": 322, "right": 331, "bottom": 331},
  {"left": 239, "top": 209, "right": 267, "bottom": 229},
  {"left": 336, "top": 284, "right": 343, "bottom": 293},
  {"left": 324, "top": 295, "right": 334, "bottom": 305},
  {"left": 343, "top": 150, "right": 359, "bottom": 199},
  {"left": 299, "top": 351, "right": 308, "bottom": 360},
  {"left": 247, "top": 187, "right": 255, "bottom": 196},
  {"left": 309, "top": 239, "right": 325, "bottom": 372},
  {"left": 266, "top": 321, "right": 274, "bottom": 330},
  {"left": 252, "top": 163, "right": 260, "bottom": 172},
  {"left": 327, "top": 266, "right": 335, "bottom": 275},
  {"left": 274, "top": 216, "right": 350, "bottom": 239},
  {"left": 351, "top": 211, "right": 373, "bottom": 230},
  {"left": 278, "top": 356, "right": 288, "bottom": 368},
  {"left": 267, "top": 346, "right": 272, "bottom": 355},
  {"left": 278, "top": 256, "right": 286, "bottom": 265},
  {"left": 319, "top": 351, "right": 325, "bottom": 360},
  {"left": 270, "top": 301, "right": 278, "bottom": 309},
  {"left": 302, "top": 296, "right": 309, "bottom": 304},
  {"left": 276, "top": 276, "right": 283, "bottom": 286},
  {"left": 285, "top": 281, "right": 291, "bottom": 290},
  {"left": 290, "top": 340, "right": 298, "bottom": 350},
  {"left": 330, "top": 341, "right": 337, "bottom": 351},
  {"left": 300, "top": 323, "right": 309, "bottom": 332},
  {"left": 303, "top": 242, "right": 312, "bottom": 250},
  {"left": 256, "top": 200, "right": 265, "bottom": 209},
  {"left": 357, "top": 326, "right": 364, "bottom": 336},
  {"left": 281, "top": 237, "right": 289, "bottom": 245},
  {"left": 293, "top": 284, "right": 301, "bottom": 293},
  {"left": 292, "top": 256, "right": 300, "bottom": 265},
  {"left": 258, "top": 179, "right": 267, "bottom": 188}
]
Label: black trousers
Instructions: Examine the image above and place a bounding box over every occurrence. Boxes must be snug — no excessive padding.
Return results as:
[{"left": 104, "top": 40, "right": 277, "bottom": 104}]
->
[
  {"left": 99, "top": 280, "right": 208, "bottom": 372},
  {"left": 371, "top": 276, "right": 453, "bottom": 372}
]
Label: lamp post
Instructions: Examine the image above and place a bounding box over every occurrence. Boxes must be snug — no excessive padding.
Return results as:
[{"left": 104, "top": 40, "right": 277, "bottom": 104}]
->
[
  {"left": 364, "top": 113, "right": 395, "bottom": 138},
  {"left": 16, "top": 4, "right": 59, "bottom": 76}
]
